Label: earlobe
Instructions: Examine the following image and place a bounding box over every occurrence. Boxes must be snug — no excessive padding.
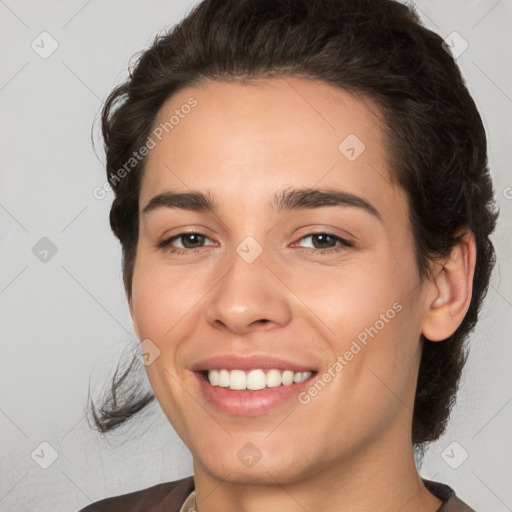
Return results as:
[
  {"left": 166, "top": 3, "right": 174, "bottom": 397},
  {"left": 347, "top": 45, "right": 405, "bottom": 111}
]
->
[{"left": 422, "top": 231, "right": 476, "bottom": 342}]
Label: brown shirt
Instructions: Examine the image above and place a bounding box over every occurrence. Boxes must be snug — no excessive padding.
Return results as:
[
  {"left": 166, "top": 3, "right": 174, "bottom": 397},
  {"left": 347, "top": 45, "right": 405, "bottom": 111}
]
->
[{"left": 78, "top": 476, "right": 477, "bottom": 511}]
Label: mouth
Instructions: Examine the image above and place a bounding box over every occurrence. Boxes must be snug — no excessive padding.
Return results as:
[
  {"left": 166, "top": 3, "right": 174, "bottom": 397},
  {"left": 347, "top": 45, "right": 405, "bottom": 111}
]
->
[
  {"left": 193, "top": 366, "right": 318, "bottom": 416},
  {"left": 198, "top": 368, "right": 317, "bottom": 391},
  {"left": 190, "top": 354, "right": 319, "bottom": 415}
]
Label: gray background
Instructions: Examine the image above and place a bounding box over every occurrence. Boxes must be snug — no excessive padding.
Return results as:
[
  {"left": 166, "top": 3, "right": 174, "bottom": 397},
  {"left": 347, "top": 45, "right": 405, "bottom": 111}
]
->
[{"left": 0, "top": 1, "right": 511, "bottom": 511}]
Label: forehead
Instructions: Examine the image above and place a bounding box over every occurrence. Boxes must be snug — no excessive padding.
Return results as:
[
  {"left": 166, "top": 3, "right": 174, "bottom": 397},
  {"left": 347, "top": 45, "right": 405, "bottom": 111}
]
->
[{"left": 140, "top": 77, "right": 404, "bottom": 220}]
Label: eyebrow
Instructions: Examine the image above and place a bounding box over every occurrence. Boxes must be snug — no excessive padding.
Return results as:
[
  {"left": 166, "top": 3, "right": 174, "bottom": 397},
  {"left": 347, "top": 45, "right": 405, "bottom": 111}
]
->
[{"left": 142, "top": 187, "right": 382, "bottom": 221}]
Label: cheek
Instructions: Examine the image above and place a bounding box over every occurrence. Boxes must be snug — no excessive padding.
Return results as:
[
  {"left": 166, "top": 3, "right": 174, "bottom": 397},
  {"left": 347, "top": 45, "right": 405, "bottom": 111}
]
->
[
  {"left": 130, "top": 254, "right": 211, "bottom": 341},
  {"left": 307, "top": 253, "right": 422, "bottom": 398},
  {"left": 130, "top": 257, "right": 203, "bottom": 431},
  {"left": 296, "top": 256, "right": 406, "bottom": 337}
]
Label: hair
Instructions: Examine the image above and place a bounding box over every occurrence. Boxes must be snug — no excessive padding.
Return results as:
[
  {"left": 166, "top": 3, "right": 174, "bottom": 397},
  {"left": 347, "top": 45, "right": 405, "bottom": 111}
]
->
[{"left": 89, "top": 0, "right": 498, "bottom": 454}]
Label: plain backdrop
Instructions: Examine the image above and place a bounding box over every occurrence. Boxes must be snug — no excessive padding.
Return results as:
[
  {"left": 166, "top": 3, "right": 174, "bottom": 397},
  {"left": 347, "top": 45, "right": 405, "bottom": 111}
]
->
[{"left": 0, "top": 1, "right": 511, "bottom": 511}]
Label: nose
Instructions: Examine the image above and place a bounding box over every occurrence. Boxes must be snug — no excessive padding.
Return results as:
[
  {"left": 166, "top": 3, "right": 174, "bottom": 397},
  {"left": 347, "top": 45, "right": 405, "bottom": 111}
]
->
[{"left": 205, "top": 248, "right": 293, "bottom": 336}]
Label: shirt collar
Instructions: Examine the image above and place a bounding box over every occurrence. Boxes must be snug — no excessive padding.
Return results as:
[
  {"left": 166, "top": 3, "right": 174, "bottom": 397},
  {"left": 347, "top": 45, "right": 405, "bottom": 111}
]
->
[{"left": 179, "top": 489, "right": 196, "bottom": 512}]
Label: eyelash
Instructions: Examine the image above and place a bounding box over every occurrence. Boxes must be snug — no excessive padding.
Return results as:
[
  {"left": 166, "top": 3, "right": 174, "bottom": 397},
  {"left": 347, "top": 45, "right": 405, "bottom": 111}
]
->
[{"left": 157, "top": 231, "right": 353, "bottom": 256}]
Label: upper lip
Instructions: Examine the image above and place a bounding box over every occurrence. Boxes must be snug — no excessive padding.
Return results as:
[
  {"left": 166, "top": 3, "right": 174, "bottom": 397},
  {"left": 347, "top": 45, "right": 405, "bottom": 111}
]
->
[{"left": 190, "top": 354, "right": 317, "bottom": 373}]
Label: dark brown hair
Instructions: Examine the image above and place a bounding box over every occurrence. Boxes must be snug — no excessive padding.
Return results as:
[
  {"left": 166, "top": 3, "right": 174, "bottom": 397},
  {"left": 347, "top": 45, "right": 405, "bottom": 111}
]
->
[{"left": 89, "top": 0, "right": 498, "bottom": 455}]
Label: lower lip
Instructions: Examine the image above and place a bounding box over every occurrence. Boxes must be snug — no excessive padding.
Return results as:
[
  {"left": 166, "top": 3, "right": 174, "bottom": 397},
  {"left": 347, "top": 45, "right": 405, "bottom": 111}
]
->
[{"left": 194, "top": 371, "right": 316, "bottom": 416}]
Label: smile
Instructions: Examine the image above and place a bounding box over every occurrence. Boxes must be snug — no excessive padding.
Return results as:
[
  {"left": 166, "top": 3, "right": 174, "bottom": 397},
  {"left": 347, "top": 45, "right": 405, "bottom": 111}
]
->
[
  {"left": 205, "top": 368, "right": 313, "bottom": 391},
  {"left": 194, "top": 370, "right": 317, "bottom": 416}
]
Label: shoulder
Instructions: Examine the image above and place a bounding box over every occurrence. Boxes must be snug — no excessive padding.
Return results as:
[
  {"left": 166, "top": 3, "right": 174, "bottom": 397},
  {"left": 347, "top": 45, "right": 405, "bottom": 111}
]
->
[
  {"left": 77, "top": 475, "right": 195, "bottom": 512},
  {"left": 422, "top": 478, "right": 477, "bottom": 512}
]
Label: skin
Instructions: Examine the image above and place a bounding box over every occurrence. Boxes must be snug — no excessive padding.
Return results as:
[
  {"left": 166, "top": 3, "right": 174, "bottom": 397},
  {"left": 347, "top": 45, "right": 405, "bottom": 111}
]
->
[{"left": 129, "top": 77, "right": 476, "bottom": 512}]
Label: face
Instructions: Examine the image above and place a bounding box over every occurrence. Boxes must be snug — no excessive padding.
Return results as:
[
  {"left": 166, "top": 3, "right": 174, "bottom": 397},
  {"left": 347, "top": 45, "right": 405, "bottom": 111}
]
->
[{"left": 129, "top": 77, "right": 430, "bottom": 485}]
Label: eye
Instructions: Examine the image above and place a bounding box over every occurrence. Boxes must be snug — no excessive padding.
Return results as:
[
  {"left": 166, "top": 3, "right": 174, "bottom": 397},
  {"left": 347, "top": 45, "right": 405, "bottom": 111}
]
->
[
  {"left": 158, "top": 232, "right": 217, "bottom": 254},
  {"left": 294, "top": 232, "right": 353, "bottom": 253},
  {"left": 157, "top": 231, "right": 353, "bottom": 256}
]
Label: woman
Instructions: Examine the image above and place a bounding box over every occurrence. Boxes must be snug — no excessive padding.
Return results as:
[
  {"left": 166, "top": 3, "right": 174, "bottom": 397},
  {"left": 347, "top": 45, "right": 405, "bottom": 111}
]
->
[{"left": 80, "top": 0, "right": 497, "bottom": 510}]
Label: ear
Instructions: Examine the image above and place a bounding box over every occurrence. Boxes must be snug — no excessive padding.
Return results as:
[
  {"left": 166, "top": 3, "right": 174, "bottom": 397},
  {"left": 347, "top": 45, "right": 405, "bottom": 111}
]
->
[{"left": 422, "top": 231, "right": 477, "bottom": 342}]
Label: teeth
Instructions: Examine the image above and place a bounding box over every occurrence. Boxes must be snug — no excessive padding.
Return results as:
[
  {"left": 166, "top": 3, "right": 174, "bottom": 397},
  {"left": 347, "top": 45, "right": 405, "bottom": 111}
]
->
[
  {"left": 206, "top": 368, "right": 313, "bottom": 390},
  {"left": 230, "top": 370, "right": 246, "bottom": 390},
  {"left": 281, "top": 370, "right": 294, "bottom": 385},
  {"left": 218, "top": 369, "right": 230, "bottom": 387},
  {"left": 247, "top": 369, "right": 267, "bottom": 390},
  {"left": 209, "top": 369, "right": 219, "bottom": 386},
  {"left": 265, "top": 369, "right": 282, "bottom": 388},
  {"left": 294, "top": 371, "right": 310, "bottom": 383}
]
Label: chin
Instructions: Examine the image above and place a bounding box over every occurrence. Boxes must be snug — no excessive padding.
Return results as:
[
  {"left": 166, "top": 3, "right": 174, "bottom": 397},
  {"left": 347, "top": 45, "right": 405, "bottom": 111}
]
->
[{"left": 196, "top": 446, "right": 319, "bottom": 487}]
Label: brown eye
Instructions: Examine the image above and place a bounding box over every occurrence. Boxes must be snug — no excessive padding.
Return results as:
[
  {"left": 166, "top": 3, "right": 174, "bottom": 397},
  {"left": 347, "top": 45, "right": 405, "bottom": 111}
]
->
[
  {"left": 295, "top": 232, "right": 353, "bottom": 253},
  {"left": 158, "top": 232, "right": 216, "bottom": 254},
  {"left": 176, "top": 233, "right": 206, "bottom": 249}
]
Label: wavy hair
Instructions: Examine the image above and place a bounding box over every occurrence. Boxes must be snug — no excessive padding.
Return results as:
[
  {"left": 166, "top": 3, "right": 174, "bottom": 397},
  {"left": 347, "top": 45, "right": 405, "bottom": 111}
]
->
[{"left": 89, "top": 0, "right": 498, "bottom": 455}]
